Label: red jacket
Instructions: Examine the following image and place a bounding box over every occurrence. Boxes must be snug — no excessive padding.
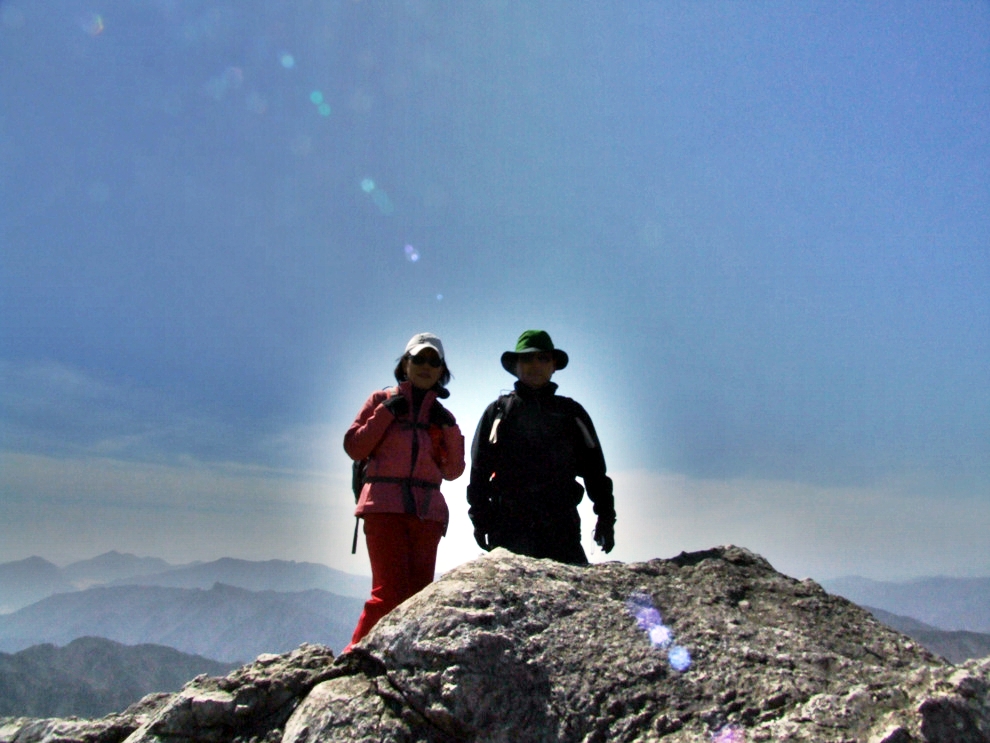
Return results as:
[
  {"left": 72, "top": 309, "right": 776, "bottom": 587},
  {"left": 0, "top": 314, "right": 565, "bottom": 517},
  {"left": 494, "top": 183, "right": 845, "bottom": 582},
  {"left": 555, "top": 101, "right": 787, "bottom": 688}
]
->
[{"left": 344, "top": 381, "right": 465, "bottom": 526}]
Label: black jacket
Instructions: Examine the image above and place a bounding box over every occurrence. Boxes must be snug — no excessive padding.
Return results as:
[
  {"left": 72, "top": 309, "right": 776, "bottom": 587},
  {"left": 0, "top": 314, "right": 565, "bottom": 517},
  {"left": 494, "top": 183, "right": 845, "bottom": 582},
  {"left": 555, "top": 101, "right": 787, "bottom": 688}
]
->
[{"left": 467, "top": 381, "right": 615, "bottom": 532}]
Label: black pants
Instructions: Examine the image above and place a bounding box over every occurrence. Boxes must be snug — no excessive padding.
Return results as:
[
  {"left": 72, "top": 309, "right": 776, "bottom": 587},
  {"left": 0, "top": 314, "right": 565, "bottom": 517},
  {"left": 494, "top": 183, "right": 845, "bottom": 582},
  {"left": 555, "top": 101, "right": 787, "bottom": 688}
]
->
[{"left": 491, "top": 504, "right": 587, "bottom": 566}]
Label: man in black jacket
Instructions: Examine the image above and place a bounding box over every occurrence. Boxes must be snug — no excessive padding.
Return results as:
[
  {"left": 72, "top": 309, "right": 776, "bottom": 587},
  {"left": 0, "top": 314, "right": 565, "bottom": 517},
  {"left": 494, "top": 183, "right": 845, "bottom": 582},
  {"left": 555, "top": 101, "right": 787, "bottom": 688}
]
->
[{"left": 467, "top": 330, "right": 616, "bottom": 565}]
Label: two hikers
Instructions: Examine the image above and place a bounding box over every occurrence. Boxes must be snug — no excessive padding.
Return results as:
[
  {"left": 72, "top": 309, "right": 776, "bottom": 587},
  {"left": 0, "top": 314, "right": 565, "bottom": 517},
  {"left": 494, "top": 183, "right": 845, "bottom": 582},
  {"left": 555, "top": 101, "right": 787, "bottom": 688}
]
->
[{"left": 344, "top": 329, "right": 616, "bottom": 645}]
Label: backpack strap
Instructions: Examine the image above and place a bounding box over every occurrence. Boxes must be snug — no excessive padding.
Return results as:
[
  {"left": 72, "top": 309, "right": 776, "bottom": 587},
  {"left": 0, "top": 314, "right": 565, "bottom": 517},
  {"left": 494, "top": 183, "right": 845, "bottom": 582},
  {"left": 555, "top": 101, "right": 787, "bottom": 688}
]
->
[
  {"left": 574, "top": 417, "right": 597, "bottom": 448},
  {"left": 487, "top": 392, "right": 595, "bottom": 448},
  {"left": 557, "top": 396, "right": 598, "bottom": 449},
  {"left": 488, "top": 393, "right": 517, "bottom": 444}
]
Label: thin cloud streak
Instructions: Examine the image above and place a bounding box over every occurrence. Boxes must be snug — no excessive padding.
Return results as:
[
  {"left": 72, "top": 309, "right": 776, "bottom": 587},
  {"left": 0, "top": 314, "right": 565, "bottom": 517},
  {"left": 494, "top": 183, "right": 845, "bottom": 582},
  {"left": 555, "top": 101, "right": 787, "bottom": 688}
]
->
[
  {"left": 0, "top": 450, "right": 354, "bottom": 568},
  {"left": 604, "top": 470, "right": 990, "bottom": 581},
  {"left": 4, "top": 452, "right": 984, "bottom": 583}
]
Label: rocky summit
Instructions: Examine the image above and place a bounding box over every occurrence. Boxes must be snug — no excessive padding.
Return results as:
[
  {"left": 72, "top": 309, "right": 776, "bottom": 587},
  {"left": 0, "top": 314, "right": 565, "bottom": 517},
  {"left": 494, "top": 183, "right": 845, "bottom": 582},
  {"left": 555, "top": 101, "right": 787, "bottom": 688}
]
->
[{"left": 2, "top": 546, "right": 988, "bottom": 743}]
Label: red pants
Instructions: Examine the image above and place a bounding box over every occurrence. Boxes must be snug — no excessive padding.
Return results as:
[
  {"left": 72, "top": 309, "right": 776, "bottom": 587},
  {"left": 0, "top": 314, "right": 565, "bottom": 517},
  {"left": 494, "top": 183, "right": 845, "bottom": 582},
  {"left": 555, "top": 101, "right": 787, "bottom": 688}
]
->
[{"left": 348, "top": 513, "right": 444, "bottom": 648}]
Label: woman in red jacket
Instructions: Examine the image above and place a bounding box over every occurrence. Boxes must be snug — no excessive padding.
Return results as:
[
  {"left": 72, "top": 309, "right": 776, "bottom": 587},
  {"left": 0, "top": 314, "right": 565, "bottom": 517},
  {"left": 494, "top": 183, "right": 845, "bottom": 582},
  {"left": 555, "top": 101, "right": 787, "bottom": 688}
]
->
[{"left": 343, "top": 332, "right": 465, "bottom": 649}]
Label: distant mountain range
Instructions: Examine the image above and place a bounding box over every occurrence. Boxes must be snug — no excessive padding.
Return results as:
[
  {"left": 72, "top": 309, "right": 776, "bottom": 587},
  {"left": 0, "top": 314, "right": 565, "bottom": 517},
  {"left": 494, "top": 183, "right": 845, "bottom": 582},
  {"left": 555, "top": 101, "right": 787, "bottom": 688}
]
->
[
  {"left": 104, "top": 556, "right": 372, "bottom": 596},
  {"left": 0, "top": 583, "right": 363, "bottom": 663},
  {"left": 865, "top": 607, "right": 990, "bottom": 665},
  {"left": 0, "top": 554, "right": 371, "bottom": 719},
  {"left": 0, "top": 552, "right": 370, "bottom": 614},
  {"left": 0, "top": 557, "right": 76, "bottom": 615},
  {"left": 62, "top": 552, "right": 174, "bottom": 589},
  {"left": 818, "top": 575, "right": 990, "bottom": 664},
  {"left": 822, "top": 575, "right": 990, "bottom": 633},
  {"left": 0, "top": 636, "right": 235, "bottom": 718}
]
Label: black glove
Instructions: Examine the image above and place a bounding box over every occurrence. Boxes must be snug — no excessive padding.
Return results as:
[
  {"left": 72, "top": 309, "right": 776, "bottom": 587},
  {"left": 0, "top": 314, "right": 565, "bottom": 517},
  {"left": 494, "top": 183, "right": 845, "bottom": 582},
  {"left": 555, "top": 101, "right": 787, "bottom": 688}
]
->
[
  {"left": 428, "top": 403, "right": 455, "bottom": 428},
  {"left": 474, "top": 529, "right": 492, "bottom": 551},
  {"left": 381, "top": 395, "right": 409, "bottom": 418},
  {"left": 593, "top": 518, "right": 615, "bottom": 553}
]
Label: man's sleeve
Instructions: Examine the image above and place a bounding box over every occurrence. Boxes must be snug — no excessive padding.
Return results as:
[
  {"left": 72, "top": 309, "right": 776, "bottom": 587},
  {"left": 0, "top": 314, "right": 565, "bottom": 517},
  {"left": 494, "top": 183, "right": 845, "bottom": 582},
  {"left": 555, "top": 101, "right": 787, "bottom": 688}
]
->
[
  {"left": 466, "top": 403, "right": 498, "bottom": 528},
  {"left": 572, "top": 403, "right": 615, "bottom": 523}
]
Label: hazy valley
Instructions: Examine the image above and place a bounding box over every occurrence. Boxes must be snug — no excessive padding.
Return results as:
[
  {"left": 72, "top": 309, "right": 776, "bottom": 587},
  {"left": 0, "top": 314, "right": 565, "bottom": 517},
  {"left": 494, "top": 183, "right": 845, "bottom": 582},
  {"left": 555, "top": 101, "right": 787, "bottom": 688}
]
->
[
  {"left": 1, "top": 552, "right": 988, "bottom": 721},
  {"left": 0, "top": 552, "right": 370, "bottom": 615},
  {"left": 0, "top": 553, "right": 369, "bottom": 718},
  {"left": 822, "top": 575, "right": 990, "bottom": 633},
  {"left": 0, "top": 637, "right": 234, "bottom": 718}
]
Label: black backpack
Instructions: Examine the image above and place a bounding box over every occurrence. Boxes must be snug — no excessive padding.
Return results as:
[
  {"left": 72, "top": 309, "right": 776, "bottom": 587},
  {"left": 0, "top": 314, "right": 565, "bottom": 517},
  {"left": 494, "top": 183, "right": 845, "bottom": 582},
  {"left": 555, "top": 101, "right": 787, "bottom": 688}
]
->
[
  {"left": 350, "top": 388, "right": 400, "bottom": 504},
  {"left": 351, "top": 458, "right": 369, "bottom": 503},
  {"left": 350, "top": 389, "right": 392, "bottom": 553}
]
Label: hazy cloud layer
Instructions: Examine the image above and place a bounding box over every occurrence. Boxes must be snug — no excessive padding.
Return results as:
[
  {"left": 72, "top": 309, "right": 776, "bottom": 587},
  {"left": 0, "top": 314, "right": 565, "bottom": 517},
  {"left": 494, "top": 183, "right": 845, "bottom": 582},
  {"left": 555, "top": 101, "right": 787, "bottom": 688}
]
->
[{"left": 1, "top": 1, "right": 987, "bottom": 579}]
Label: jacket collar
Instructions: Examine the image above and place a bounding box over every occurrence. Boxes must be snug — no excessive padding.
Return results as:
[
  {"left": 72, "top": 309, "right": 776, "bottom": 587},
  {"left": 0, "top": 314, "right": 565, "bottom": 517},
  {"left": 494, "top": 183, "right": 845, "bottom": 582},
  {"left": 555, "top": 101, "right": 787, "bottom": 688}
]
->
[
  {"left": 397, "top": 380, "right": 437, "bottom": 420},
  {"left": 513, "top": 380, "right": 558, "bottom": 399}
]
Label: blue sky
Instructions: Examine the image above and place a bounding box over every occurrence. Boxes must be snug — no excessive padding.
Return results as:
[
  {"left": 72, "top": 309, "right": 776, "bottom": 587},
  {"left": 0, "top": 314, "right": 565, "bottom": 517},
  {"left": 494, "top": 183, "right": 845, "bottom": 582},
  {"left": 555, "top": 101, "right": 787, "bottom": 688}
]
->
[{"left": 1, "top": 1, "right": 987, "bottom": 581}]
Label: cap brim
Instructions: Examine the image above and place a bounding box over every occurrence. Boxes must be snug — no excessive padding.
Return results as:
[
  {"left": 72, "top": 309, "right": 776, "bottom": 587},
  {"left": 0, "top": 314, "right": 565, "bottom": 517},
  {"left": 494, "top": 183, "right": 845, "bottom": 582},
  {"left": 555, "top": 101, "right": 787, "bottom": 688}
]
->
[
  {"left": 500, "top": 349, "right": 568, "bottom": 374},
  {"left": 408, "top": 343, "right": 443, "bottom": 360}
]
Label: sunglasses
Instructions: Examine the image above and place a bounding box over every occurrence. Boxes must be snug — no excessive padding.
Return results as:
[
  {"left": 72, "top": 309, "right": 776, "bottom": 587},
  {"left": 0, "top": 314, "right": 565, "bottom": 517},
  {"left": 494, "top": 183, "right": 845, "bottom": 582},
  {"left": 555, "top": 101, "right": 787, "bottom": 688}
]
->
[{"left": 410, "top": 353, "right": 443, "bottom": 368}]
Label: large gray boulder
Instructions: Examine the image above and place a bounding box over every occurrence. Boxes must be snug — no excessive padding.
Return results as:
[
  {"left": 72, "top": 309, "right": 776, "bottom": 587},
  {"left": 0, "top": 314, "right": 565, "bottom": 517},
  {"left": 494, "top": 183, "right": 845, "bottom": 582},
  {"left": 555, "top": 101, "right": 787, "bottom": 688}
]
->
[{"left": 3, "top": 546, "right": 989, "bottom": 743}]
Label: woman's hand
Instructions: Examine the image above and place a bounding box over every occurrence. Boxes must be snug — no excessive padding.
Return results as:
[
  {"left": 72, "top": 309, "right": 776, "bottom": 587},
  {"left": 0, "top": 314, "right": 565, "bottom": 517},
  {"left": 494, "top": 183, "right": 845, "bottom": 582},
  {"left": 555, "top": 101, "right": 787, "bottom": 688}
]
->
[
  {"left": 428, "top": 404, "right": 455, "bottom": 428},
  {"left": 381, "top": 395, "right": 409, "bottom": 418}
]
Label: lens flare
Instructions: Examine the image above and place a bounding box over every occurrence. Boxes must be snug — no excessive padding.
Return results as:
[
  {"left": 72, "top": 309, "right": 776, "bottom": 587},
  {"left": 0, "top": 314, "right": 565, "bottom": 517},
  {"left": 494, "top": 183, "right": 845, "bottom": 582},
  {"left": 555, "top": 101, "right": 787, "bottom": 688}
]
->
[
  {"left": 308, "top": 91, "right": 331, "bottom": 117},
  {"left": 80, "top": 14, "right": 104, "bottom": 36},
  {"left": 280, "top": 53, "right": 295, "bottom": 69},
  {"left": 372, "top": 191, "right": 393, "bottom": 214},
  {"left": 359, "top": 178, "right": 394, "bottom": 214},
  {"left": 404, "top": 244, "right": 420, "bottom": 262},
  {"left": 668, "top": 645, "right": 691, "bottom": 671},
  {"left": 649, "top": 623, "right": 672, "bottom": 647},
  {"left": 626, "top": 592, "right": 691, "bottom": 672},
  {"left": 711, "top": 725, "right": 746, "bottom": 742}
]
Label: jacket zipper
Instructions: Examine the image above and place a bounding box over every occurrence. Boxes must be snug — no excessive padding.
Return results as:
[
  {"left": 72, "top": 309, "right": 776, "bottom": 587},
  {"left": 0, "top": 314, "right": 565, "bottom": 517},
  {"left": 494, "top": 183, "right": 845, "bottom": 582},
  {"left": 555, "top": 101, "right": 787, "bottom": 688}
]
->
[{"left": 404, "top": 391, "right": 421, "bottom": 516}]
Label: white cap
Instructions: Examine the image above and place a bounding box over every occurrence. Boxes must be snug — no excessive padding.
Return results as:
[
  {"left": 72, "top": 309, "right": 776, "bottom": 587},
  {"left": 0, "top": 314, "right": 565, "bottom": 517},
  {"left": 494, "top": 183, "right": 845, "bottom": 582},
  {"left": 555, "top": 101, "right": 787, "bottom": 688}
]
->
[{"left": 404, "top": 332, "right": 444, "bottom": 360}]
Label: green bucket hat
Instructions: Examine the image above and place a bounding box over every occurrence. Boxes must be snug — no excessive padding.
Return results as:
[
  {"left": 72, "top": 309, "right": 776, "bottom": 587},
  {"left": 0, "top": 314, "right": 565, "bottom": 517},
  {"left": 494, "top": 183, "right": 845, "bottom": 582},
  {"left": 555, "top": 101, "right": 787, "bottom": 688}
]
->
[{"left": 501, "top": 329, "right": 569, "bottom": 374}]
